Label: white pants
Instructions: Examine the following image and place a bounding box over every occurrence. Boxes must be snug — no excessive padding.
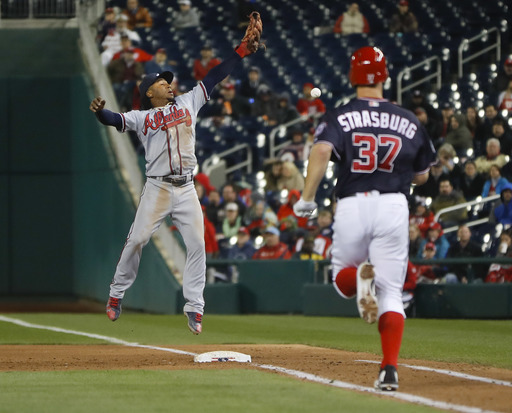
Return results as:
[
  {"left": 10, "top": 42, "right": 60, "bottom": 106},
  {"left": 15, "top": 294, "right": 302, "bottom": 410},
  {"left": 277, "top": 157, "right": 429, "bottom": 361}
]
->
[
  {"left": 110, "top": 179, "right": 206, "bottom": 314},
  {"left": 331, "top": 191, "right": 408, "bottom": 317}
]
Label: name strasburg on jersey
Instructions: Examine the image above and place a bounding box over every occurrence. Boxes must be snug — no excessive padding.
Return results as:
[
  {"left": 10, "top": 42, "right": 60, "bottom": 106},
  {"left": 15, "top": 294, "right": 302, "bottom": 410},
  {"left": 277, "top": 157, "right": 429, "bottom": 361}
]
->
[{"left": 314, "top": 98, "right": 436, "bottom": 198}]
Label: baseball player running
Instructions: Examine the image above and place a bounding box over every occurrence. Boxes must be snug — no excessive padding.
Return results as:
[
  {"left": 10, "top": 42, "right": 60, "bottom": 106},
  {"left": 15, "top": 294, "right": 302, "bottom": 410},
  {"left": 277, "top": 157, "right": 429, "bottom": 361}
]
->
[
  {"left": 294, "top": 46, "right": 436, "bottom": 390},
  {"left": 89, "top": 13, "right": 263, "bottom": 334}
]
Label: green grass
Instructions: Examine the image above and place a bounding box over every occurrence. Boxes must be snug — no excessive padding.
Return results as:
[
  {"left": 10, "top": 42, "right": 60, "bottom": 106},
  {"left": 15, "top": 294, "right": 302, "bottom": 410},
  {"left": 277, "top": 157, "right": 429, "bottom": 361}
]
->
[
  {"left": 1, "top": 369, "right": 439, "bottom": 413},
  {"left": 1, "top": 313, "right": 511, "bottom": 413},
  {"left": 1, "top": 313, "right": 511, "bottom": 368}
]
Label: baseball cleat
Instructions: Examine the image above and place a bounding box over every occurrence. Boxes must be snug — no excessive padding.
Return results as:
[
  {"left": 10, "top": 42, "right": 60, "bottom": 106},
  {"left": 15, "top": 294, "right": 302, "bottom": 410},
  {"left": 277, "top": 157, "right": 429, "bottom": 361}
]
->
[
  {"left": 185, "top": 311, "right": 203, "bottom": 335},
  {"left": 106, "top": 297, "right": 122, "bottom": 321},
  {"left": 375, "top": 365, "right": 399, "bottom": 391},
  {"left": 356, "top": 263, "right": 378, "bottom": 324}
]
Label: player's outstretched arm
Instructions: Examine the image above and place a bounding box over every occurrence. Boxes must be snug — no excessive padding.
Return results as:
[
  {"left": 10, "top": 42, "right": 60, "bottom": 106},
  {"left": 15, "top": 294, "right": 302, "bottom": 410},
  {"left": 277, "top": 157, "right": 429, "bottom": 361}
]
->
[{"left": 89, "top": 96, "right": 122, "bottom": 129}]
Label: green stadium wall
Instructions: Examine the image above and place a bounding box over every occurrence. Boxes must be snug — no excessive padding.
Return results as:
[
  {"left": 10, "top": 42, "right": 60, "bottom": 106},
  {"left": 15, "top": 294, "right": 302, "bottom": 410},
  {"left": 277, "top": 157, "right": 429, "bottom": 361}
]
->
[{"left": 0, "top": 28, "right": 181, "bottom": 312}]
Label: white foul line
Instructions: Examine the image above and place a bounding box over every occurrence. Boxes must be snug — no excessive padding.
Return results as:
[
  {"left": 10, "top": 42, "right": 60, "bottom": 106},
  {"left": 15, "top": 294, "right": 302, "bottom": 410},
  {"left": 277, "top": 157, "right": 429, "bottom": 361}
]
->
[
  {"left": 357, "top": 359, "right": 512, "bottom": 387},
  {"left": 0, "top": 315, "right": 501, "bottom": 413}
]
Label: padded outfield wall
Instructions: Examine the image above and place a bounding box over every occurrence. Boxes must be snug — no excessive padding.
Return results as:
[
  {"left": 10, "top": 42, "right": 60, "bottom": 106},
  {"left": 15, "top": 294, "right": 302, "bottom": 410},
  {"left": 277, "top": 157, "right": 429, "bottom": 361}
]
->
[{"left": 0, "top": 28, "right": 181, "bottom": 313}]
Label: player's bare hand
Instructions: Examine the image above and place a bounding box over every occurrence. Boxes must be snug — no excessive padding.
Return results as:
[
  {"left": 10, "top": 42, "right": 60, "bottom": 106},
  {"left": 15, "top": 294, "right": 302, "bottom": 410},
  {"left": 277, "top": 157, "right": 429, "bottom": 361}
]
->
[
  {"left": 90, "top": 97, "right": 106, "bottom": 113},
  {"left": 293, "top": 198, "right": 318, "bottom": 218}
]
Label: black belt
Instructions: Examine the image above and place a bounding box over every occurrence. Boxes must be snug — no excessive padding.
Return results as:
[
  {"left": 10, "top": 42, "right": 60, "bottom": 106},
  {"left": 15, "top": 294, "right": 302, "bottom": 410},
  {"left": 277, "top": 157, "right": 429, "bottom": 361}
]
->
[
  {"left": 148, "top": 173, "right": 194, "bottom": 187},
  {"left": 340, "top": 191, "right": 398, "bottom": 199}
]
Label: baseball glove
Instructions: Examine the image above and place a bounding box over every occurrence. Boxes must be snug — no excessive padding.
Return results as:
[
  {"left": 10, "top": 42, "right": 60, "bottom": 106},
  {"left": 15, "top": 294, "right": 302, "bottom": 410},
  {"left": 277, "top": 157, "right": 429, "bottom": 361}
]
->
[{"left": 235, "top": 12, "right": 264, "bottom": 58}]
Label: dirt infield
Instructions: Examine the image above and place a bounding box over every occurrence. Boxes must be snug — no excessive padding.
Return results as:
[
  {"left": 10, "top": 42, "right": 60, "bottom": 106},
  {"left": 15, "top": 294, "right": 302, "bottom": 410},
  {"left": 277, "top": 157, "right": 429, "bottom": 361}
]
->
[{"left": 2, "top": 344, "right": 511, "bottom": 412}]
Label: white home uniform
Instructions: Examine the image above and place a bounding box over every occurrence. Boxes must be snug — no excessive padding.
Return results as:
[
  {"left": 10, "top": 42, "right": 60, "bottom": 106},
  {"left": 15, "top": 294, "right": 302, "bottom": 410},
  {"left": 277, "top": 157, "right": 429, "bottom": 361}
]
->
[{"left": 110, "top": 82, "right": 209, "bottom": 315}]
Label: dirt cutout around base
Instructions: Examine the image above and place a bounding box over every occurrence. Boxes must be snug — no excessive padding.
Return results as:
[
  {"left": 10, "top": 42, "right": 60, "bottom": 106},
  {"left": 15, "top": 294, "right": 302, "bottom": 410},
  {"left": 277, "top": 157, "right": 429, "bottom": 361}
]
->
[{"left": 1, "top": 344, "right": 511, "bottom": 412}]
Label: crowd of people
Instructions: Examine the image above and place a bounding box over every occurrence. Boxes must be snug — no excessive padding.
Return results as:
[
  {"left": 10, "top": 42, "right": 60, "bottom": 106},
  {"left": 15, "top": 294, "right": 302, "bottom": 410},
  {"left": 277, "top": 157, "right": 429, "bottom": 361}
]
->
[{"left": 94, "top": 1, "right": 512, "bottom": 289}]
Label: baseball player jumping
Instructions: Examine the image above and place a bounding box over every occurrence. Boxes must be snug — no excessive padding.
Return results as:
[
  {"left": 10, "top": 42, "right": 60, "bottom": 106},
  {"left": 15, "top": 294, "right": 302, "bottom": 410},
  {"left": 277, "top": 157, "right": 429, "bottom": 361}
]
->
[
  {"left": 294, "top": 46, "right": 436, "bottom": 390},
  {"left": 89, "top": 13, "right": 263, "bottom": 334}
]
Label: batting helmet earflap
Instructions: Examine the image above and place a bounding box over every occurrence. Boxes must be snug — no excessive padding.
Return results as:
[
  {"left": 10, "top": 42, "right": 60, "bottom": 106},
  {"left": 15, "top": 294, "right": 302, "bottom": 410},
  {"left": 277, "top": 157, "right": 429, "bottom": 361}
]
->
[{"left": 349, "top": 46, "right": 389, "bottom": 87}]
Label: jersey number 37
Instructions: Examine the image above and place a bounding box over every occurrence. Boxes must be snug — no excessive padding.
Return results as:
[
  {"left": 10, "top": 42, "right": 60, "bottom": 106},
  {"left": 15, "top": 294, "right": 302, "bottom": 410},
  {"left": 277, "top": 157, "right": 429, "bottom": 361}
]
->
[{"left": 351, "top": 133, "right": 402, "bottom": 173}]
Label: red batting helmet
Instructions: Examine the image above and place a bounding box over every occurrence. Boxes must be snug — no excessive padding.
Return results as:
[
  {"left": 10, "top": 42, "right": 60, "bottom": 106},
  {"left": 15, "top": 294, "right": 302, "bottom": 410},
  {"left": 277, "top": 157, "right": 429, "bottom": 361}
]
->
[{"left": 349, "top": 46, "right": 389, "bottom": 86}]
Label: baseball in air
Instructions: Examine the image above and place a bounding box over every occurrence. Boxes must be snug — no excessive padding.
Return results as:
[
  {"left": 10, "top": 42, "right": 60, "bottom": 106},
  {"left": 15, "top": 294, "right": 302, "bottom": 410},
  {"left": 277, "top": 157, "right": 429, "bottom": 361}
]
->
[{"left": 310, "top": 87, "right": 322, "bottom": 98}]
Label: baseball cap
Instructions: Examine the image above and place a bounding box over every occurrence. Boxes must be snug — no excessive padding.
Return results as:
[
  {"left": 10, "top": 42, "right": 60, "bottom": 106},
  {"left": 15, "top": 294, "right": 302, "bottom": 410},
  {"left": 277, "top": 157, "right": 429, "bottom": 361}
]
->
[
  {"left": 223, "top": 82, "right": 235, "bottom": 90},
  {"left": 238, "top": 226, "right": 250, "bottom": 235},
  {"left": 303, "top": 82, "right": 314, "bottom": 89},
  {"left": 105, "top": 7, "right": 114, "bottom": 13},
  {"left": 139, "top": 71, "right": 174, "bottom": 110},
  {"left": 156, "top": 48, "right": 167, "bottom": 54},
  {"left": 265, "top": 226, "right": 280, "bottom": 236},
  {"left": 428, "top": 222, "right": 442, "bottom": 231},
  {"left": 504, "top": 57, "right": 512, "bottom": 67},
  {"left": 424, "top": 242, "right": 436, "bottom": 251},
  {"left": 412, "top": 89, "right": 422, "bottom": 97},
  {"left": 178, "top": 0, "right": 191, "bottom": 5},
  {"left": 441, "top": 102, "right": 453, "bottom": 110},
  {"left": 399, "top": 0, "right": 409, "bottom": 6},
  {"left": 225, "top": 202, "right": 239, "bottom": 212}
]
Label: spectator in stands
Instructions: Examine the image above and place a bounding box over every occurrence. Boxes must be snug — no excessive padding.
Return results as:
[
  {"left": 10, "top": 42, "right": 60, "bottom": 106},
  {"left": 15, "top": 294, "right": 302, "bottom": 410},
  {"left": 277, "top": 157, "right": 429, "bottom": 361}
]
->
[
  {"left": 490, "top": 182, "right": 512, "bottom": 226},
  {"left": 458, "top": 160, "right": 486, "bottom": 201},
  {"left": 277, "top": 161, "right": 305, "bottom": 192},
  {"left": 172, "top": 0, "right": 200, "bottom": 30},
  {"left": 100, "top": 17, "right": 142, "bottom": 66},
  {"left": 194, "top": 172, "right": 215, "bottom": 206},
  {"left": 417, "top": 221, "right": 450, "bottom": 259},
  {"left": 445, "top": 114, "right": 473, "bottom": 155},
  {"left": 490, "top": 229, "right": 512, "bottom": 258},
  {"left": 409, "top": 200, "right": 435, "bottom": 237},
  {"left": 278, "top": 129, "right": 306, "bottom": 164},
  {"left": 465, "top": 106, "right": 485, "bottom": 155},
  {"left": 402, "top": 261, "right": 418, "bottom": 316},
  {"left": 220, "top": 183, "right": 247, "bottom": 217},
  {"left": 205, "top": 189, "right": 222, "bottom": 231},
  {"left": 388, "top": 0, "right": 418, "bottom": 33},
  {"left": 193, "top": 46, "right": 221, "bottom": 81},
  {"left": 445, "top": 225, "right": 485, "bottom": 283},
  {"left": 203, "top": 206, "right": 219, "bottom": 258},
  {"left": 274, "top": 92, "right": 300, "bottom": 126},
  {"left": 490, "top": 118, "right": 512, "bottom": 156},
  {"left": 220, "top": 202, "right": 243, "bottom": 239},
  {"left": 438, "top": 102, "right": 454, "bottom": 142},
  {"left": 264, "top": 158, "right": 283, "bottom": 192},
  {"left": 107, "top": 48, "right": 144, "bottom": 111},
  {"left": 238, "top": 66, "right": 265, "bottom": 99},
  {"left": 227, "top": 226, "right": 256, "bottom": 259},
  {"left": 407, "top": 89, "right": 440, "bottom": 126},
  {"left": 292, "top": 234, "right": 324, "bottom": 260},
  {"left": 210, "top": 82, "right": 252, "bottom": 123},
  {"left": 413, "top": 160, "right": 448, "bottom": 199},
  {"left": 252, "top": 226, "right": 292, "bottom": 260},
  {"left": 497, "top": 79, "right": 512, "bottom": 112},
  {"left": 480, "top": 103, "right": 502, "bottom": 144},
  {"left": 482, "top": 164, "right": 509, "bottom": 198},
  {"left": 485, "top": 233, "right": 512, "bottom": 283},
  {"left": 474, "top": 138, "right": 509, "bottom": 175},
  {"left": 492, "top": 56, "right": 512, "bottom": 98},
  {"left": 430, "top": 178, "right": 467, "bottom": 227},
  {"left": 144, "top": 48, "right": 176, "bottom": 74},
  {"left": 111, "top": 34, "right": 152, "bottom": 63},
  {"left": 416, "top": 242, "right": 446, "bottom": 283},
  {"left": 414, "top": 107, "right": 441, "bottom": 146},
  {"left": 96, "top": 7, "right": 117, "bottom": 45},
  {"left": 296, "top": 82, "right": 326, "bottom": 118},
  {"left": 409, "top": 223, "right": 424, "bottom": 258},
  {"left": 317, "top": 209, "right": 334, "bottom": 239},
  {"left": 277, "top": 189, "right": 308, "bottom": 229},
  {"left": 244, "top": 198, "right": 278, "bottom": 237},
  {"left": 122, "top": 0, "right": 153, "bottom": 30},
  {"left": 252, "top": 84, "right": 279, "bottom": 126},
  {"left": 437, "top": 143, "right": 462, "bottom": 186},
  {"left": 333, "top": 3, "right": 370, "bottom": 35}
]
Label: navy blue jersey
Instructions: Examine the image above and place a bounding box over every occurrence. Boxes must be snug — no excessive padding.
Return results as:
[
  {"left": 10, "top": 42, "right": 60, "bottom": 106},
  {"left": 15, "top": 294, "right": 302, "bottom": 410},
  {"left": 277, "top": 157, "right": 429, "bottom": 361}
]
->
[{"left": 314, "top": 97, "right": 436, "bottom": 198}]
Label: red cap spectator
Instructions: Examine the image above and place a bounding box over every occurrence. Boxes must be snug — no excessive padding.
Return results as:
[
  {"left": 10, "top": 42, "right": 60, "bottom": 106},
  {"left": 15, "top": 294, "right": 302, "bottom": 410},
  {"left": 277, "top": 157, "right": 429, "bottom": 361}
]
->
[
  {"left": 238, "top": 227, "right": 250, "bottom": 235},
  {"left": 424, "top": 242, "right": 436, "bottom": 251},
  {"left": 194, "top": 173, "right": 215, "bottom": 195}
]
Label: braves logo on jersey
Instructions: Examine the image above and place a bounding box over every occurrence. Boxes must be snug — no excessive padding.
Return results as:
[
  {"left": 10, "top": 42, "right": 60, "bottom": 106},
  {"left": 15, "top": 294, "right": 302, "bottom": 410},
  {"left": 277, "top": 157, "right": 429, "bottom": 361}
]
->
[{"left": 142, "top": 107, "right": 192, "bottom": 135}]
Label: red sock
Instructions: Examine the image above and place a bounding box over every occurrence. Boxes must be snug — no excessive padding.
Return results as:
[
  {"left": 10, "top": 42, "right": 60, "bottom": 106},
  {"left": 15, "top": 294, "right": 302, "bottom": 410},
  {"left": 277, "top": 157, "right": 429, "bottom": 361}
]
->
[
  {"left": 378, "top": 311, "right": 405, "bottom": 368},
  {"left": 334, "top": 268, "right": 357, "bottom": 298}
]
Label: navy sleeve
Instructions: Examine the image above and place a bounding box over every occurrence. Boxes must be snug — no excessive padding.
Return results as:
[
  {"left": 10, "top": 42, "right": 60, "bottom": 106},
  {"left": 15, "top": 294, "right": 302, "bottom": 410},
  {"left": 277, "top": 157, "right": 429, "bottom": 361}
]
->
[
  {"left": 413, "top": 125, "right": 437, "bottom": 173},
  {"left": 95, "top": 109, "right": 123, "bottom": 130},
  {"left": 202, "top": 52, "right": 243, "bottom": 95},
  {"left": 314, "top": 112, "right": 344, "bottom": 162}
]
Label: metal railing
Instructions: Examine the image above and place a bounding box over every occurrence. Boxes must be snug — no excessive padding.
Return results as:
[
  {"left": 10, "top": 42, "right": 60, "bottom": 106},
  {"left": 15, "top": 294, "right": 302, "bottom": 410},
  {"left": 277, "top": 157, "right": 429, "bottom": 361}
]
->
[
  {"left": 203, "top": 143, "right": 253, "bottom": 176},
  {"left": 458, "top": 27, "right": 501, "bottom": 77},
  {"left": 396, "top": 55, "right": 442, "bottom": 106},
  {"left": 434, "top": 193, "right": 500, "bottom": 233}
]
